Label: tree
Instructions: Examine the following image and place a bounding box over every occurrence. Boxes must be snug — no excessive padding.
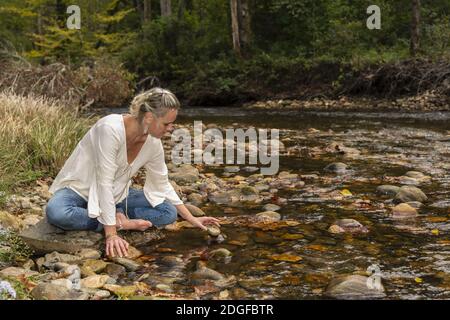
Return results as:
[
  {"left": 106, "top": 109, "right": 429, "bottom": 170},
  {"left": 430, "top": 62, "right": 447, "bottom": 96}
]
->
[
  {"left": 160, "top": 0, "right": 172, "bottom": 17},
  {"left": 143, "top": 0, "right": 151, "bottom": 22},
  {"left": 410, "top": 0, "right": 421, "bottom": 57},
  {"left": 230, "top": 0, "right": 252, "bottom": 58}
]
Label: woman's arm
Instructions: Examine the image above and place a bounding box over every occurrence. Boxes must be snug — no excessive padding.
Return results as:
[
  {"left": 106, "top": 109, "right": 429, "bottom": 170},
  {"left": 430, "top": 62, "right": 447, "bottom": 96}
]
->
[{"left": 176, "top": 204, "right": 220, "bottom": 230}]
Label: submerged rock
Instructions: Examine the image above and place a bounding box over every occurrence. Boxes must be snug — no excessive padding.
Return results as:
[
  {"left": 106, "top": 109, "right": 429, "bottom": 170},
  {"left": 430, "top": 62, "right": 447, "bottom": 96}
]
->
[
  {"left": 184, "top": 203, "right": 206, "bottom": 217},
  {"left": 255, "top": 211, "right": 281, "bottom": 222},
  {"left": 328, "top": 219, "right": 368, "bottom": 234},
  {"left": 324, "top": 275, "right": 385, "bottom": 299},
  {"left": 324, "top": 162, "right": 348, "bottom": 174},
  {"left": 31, "top": 283, "right": 89, "bottom": 300},
  {"left": 376, "top": 185, "right": 400, "bottom": 197},
  {"left": 394, "top": 186, "right": 428, "bottom": 204},
  {"left": 262, "top": 204, "right": 281, "bottom": 212},
  {"left": 392, "top": 203, "right": 419, "bottom": 219}
]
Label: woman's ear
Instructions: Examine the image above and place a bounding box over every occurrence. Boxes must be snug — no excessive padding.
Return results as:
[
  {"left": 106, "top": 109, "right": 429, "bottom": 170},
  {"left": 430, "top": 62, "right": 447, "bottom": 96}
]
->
[{"left": 143, "top": 111, "right": 155, "bottom": 124}]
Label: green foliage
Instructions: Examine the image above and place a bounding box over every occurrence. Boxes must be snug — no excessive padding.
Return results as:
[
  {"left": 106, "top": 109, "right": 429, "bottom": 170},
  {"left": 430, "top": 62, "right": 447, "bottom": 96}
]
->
[{"left": 0, "top": 230, "right": 34, "bottom": 265}]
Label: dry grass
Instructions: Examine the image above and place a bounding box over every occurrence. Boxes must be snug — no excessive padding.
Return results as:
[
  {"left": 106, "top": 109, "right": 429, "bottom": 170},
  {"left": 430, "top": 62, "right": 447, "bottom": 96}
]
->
[{"left": 0, "top": 91, "right": 94, "bottom": 204}]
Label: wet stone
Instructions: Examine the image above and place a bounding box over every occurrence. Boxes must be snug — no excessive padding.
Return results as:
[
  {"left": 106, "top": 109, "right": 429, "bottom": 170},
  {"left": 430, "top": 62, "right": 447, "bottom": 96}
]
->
[
  {"left": 329, "top": 219, "right": 368, "bottom": 234},
  {"left": 392, "top": 203, "right": 419, "bottom": 219},
  {"left": 105, "top": 263, "right": 126, "bottom": 279},
  {"left": 376, "top": 185, "right": 400, "bottom": 197},
  {"left": 394, "top": 186, "right": 428, "bottom": 204},
  {"left": 324, "top": 162, "right": 348, "bottom": 174},
  {"left": 324, "top": 275, "right": 386, "bottom": 300},
  {"left": 255, "top": 211, "right": 281, "bottom": 222}
]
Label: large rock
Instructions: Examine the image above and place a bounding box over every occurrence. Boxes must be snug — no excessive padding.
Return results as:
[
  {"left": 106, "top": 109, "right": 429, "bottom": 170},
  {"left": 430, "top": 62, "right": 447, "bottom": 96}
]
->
[
  {"left": 324, "top": 162, "right": 348, "bottom": 174},
  {"left": 394, "top": 186, "right": 428, "bottom": 204},
  {"left": 184, "top": 203, "right": 205, "bottom": 217},
  {"left": 19, "top": 218, "right": 165, "bottom": 255},
  {"left": 328, "top": 219, "right": 368, "bottom": 234},
  {"left": 392, "top": 203, "right": 419, "bottom": 219},
  {"left": 376, "top": 185, "right": 400, "bottom": 197},
  {"left": 31, "top": 283, "right": 89, "bottom": 300},
  {"left": 325, "top": 275, "right": 386, "bottom": 299},
  {"left": 169, "top": 164, "right": 200, "bottom": 185}
]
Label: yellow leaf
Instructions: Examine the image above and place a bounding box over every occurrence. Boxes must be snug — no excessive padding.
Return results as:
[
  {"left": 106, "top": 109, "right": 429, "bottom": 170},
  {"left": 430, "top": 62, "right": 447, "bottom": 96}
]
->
[
  {"left": 271, "top": 254, "right": 302, "bottom": 263},
  {"left": 305, "top": 244, "right": 328, "bottom": 252},
  {"left": 414, "top": 277, "right": 423, "bottom": 283},
  {"left": 341, "top": 189, "right": 352, "bottom": 196},
  {"left": 431, "top": 229, "right": 440, "bottom": 236},
  {"left": 281, "top": 233, "right": 304, "bottom": 240},
  {"left": 426, "top": 217, "right": 448, "bottom": 223}
]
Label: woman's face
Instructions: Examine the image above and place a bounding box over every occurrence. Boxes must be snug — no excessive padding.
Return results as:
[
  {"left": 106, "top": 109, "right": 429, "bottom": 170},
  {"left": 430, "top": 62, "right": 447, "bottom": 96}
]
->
[{"left": 144, "top": 109, "right": 178, "bottom": 139}]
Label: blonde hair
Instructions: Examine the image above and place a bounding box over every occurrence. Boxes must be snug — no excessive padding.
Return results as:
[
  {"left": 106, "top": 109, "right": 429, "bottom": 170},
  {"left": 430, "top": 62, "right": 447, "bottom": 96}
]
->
[{"left": 129, "top": 87, "right": 180, "bottom": 121}]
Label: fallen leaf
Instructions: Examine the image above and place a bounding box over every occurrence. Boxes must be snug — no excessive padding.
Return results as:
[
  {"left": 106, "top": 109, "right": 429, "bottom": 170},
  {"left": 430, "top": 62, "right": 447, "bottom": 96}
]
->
[
  {"left": 415, "top": 277, "right": 423, "bottom": 283},
  {"left": 305, "top": 244, "right": 328, "bottom": 252},
  {"left": 341, "top": 189, "right": 353, "bottom": 196},
  {"left": 431, "top": 229, "right": 440, "bottom": 236},
  {"left": 426, "top": 217, "right": 448, "bottom": 223},
  {"left": 281, "top": 233, "right": 304, "bottom": 240},
  {"left": 271, "top": 254, "right": 302, "bottom": 263}
]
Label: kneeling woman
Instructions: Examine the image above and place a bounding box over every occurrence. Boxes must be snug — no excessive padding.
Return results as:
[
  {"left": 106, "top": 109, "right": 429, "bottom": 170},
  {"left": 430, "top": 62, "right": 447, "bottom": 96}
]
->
[{"left": 46, "top": 88, "right": 220, "bottom": 258}]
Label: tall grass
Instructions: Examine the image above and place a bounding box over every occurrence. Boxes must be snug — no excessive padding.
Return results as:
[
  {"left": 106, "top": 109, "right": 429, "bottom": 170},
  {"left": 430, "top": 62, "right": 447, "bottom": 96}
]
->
[{"left": 0, "top": 91, "right": 93, "bottom": 205}]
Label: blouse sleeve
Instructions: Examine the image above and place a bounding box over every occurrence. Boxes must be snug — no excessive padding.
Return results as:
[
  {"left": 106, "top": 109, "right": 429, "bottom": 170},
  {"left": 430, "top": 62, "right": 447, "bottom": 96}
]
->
[
  {"left": 93, "top": 123, "right": 120, "bottom": 226},
  {"left": 144, "top": 140, "right": 183, "bottom": 206}
]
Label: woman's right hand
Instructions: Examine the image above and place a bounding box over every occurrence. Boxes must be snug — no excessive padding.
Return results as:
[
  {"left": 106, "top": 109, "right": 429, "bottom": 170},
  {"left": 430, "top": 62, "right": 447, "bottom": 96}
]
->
[{"left": 105, "top": 234, "right": 129, "bottom": 258}]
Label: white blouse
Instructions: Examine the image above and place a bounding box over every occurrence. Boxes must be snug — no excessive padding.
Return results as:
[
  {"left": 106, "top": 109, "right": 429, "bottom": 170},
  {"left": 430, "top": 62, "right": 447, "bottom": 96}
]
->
[{"left": 49, "top": 114, "right": 183, "bottom": 226}]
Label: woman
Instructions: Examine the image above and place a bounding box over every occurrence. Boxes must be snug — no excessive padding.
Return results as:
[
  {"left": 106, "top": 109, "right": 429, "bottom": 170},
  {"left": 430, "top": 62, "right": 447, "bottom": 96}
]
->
[{"left": 46, "top": 87, "right": 220, "bottom": 258}]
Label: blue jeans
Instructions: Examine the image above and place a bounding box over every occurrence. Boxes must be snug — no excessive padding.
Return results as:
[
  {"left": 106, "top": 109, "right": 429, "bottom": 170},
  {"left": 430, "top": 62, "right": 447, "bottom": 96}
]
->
[{"left": 46, "top": 188, "right": 178, "bottom": 231}]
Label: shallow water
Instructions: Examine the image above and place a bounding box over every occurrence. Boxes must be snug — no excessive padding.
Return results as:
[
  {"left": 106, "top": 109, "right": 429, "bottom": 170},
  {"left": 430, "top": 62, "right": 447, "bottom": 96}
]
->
[{"left": 115, "top": 107, "right": 450, "bottom": 299}]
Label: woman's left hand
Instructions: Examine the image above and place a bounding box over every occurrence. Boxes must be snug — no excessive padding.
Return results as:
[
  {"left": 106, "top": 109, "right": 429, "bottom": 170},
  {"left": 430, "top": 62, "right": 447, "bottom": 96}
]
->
[{"left": 190, "top": 216, "right": 221, "bottom": 231}]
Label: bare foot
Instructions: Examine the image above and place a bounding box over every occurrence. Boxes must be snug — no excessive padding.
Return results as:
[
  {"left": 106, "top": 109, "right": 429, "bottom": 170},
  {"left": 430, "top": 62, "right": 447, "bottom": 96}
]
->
[{"left": 116, "top": 212, "right": 152, "bottom": 231}]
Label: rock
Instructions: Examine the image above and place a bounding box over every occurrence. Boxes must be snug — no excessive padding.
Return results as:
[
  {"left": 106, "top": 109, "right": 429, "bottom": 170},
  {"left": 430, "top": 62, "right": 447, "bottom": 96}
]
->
[
  {"left": 76, "top": 249, "right": 101, "bottom": 260},
  {"left": 44, "top": 251, "right": 81, "bottom": 268},
  {"left": 239, "top": 186, "right": 259, "bottom": 196},
  {"left": 31, "top": 283, "right": 89, "bottom": 300},
  {"left": 81, "top": 275, "right": 115, "bottom": 289},
  {"left": 185, "top": 203, "right": 206, "bottom": 217},
  {"left": 324, "top": 162, "right": 348, "bottom": 174},
  {"left": 208, "top": 191, "right": 239, "bottom": 205},
  {"left": 398, "top": 176, "right": 420, "bottom": 186},
  {"left": 242, "top": 166, "right": 259, "bottom": 173},
  {"left": 0, "top": 267, "right": 38, "bottom": 278},
  {"left": 262, "top": 204, "right": 281, "bottom": 212},
  {"left": 224, "top": 166, "right": 240, "bottom": 173},
  {"left": 255, "top": 211, "right": 281, "bottom": 222},
  {"left": 160, "top": 256, "right": 184, "bottom": 267},
  {"left": 255, "top": 184, "right": 270, "bottom": 192},
  {"left": 392, "top": 203, "right": 419, "bottom": 219},
  {"left": 105, "top": 263, "right": 126, "bottom": 279},
  {"left": 22, "top": 215, "right": 41, "bottom": 228},
  {"left": 405, "top": 171, "right": 430, "bottom": 180},
  {"left": 169, "top": 165, "right": 200, "bottom": 185},
  {"left": 329, "top": 219, "right": 368, "bottom": 234},
  {"left": 21, "top": 218, "right": 165, "bottom": 255},
  {"left": 376, "top": 185, "right": 400, "bottom": 197},
  {"left": 0, "top": 211, "right": 22, "bottom": 231},
  {"left": 127, "top": 246, "right": 143, "bottom": 260},
  {"left": 207, "top": 226, "right": 221, "bottom": 237},
  {"left": 93, "top": 290, "right": 111, "bottom": 300},
  {"left": 328, "top": 225, "right": 345, "bottom": 234},
  {"left": 394, "top": 186, "right": 428, "bottom": 204},
  {"left": 406, "top": 201, "right": 423, "bottom": 209},
  {"left": 81, "top": 266, "right": 97, "bottom": 278},
  {"left": 191, "top": 261, "right": 225, "bottom": 282},
  {"left": 103, "top": 284, "right": 138, "bottom": 297},
  {"left": 209, "top": 248, "right": 232, "bottom": 263},
  {"left": 155, "top": 284, "right": 172, "bottom": 293},
  {"left": 187, "top": 193, "right": 204, "bottom": 207},
  {"left": 430, "top": 200, "right": 450, "bottom": 209},
  {"left": 324, "top": 275, "right": 385, "bottom": 299},
  {"left": 111, "top": 257, "right": 142, "bottom": 271},
  {"left": 278, "top": 171, "right": 298, "bottom": 180},
  {"left": 19, "top": 198, "right": 32, "bottom": 209},
  {"left": 325, "top": 143, "right": 361, "bottom": 157},
  {"left": 51, "top": 279, "right": 73, "bottom": 290},
  {"left": 82, "top": 260, "right": 108, "bottom": 274}
]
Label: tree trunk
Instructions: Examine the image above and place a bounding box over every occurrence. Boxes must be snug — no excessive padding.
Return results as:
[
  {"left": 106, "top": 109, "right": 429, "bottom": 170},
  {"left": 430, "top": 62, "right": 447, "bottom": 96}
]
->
[
  {"left": 238, "top": 0, "right": 251, "bottom": 55},
  {"left": 410, "top": 0, "right": 420, "bottom": 57},
  {"left": 160, "top": 0, "right": 172, "bottom": 17},
  {"left": 230, "top": 0, "right": 241, "bottom": 57},
  {"left": 178, "top": 0, "right": 186, "bottom": 19},
  {"left": 143, "top": 0, "right": 151, "bottom": 22}
]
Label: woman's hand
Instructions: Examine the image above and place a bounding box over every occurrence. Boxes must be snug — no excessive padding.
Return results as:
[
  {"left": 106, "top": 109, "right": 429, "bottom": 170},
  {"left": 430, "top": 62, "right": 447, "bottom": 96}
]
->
[
  {"left": 105, "top": 234, "right": 129, "bottom": 258},
  {"left": 190, "top": 216, "right": 221, "bottom": 231}
]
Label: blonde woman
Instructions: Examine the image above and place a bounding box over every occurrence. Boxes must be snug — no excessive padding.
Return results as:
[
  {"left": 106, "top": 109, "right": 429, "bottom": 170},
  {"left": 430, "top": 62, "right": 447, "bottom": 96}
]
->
[{"left": 46, "top": 88, "right": 220, "bottom": 258}]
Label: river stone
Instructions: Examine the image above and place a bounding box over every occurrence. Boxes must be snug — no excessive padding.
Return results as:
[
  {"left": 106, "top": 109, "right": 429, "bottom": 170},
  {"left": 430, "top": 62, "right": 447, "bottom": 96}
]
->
[
  {"left": 31, "top": 283, "right": 89, "bottom": 300},
  {"left": 105, "top": 263, "right": 126, "bottom": 279},
  {"left": 255, "top": 211, "right": 281, "bottom": 222},
  {"left": 394, "top": 186, "right": 428, "bottom": 204},
  {"left": 0, "top": 211, "right": 22, "bottom": 231},
  {"left": 376, "top": 185, "right": 400, "bottom": 197},
  {"left": 93, "top": 290, "right": 111, "bottom": 300},
  {"left": 184, "top": 203, "right": 206, "bottom": 217},
  {"left": 263, "top": 204, "right": 281, "bottom": 212},
  {"left": 169, "top": 164, "right": 200, "bottom": 185},
  {"left": 406, "top": 201, "right": 423, "bottom": 209},
  {"left": 324, "top": 162, "right": 348, "bottom": 174},
  {"left": 44, "top": 252, "right": 82, "bottom": 268},
  {"left": 187, "top": 193, "right": 204, "bottom": 207},
  {"left": 0, "top": 267, "right": 39, "bottom": 278},
  {"left": 191, "top": 261, "right": 225, "bottom": 282},
  {"left": 81, "top": 275, "right": 115, "bottom": 289},
  {"left": 243, "top": 166, "right": 259, "bottom": 173},
  {"left": 103, "top": 284, "right": 138, "bottom": 297},
  {"left": 207, "top": 226, "right": 221, "bottom": 237},
  {"left": 392, "top": 203, "right": 419, "bottom": 219},
  {"left": 51, "top": 279, "right": 73, "bottom": 290},
  {"left": 398, "top": 176, "right": 420, "bottom": 185},
  {"left": 405, "top": 171, "right": 430, "bottom": 180},
  {"left": 224, "top": 166, "right": 240, "bottom": 173},
  {"left": 111, "top": 257, "right": 142, "bottom": 271},
  {"left": 324, "top": 275, "right": 385, "bottom": 299},
  {"left": 76, "top": 248, "right": 101, "bottom": 260},
  {"left": 82, "top": 259, "right": 108, "bottom": 273},
  {"left": 160, "top": 256, "right": 184, "bottom": 267},
  {"left": 329, "top": 219, "right": 368, "bottom": 234}
]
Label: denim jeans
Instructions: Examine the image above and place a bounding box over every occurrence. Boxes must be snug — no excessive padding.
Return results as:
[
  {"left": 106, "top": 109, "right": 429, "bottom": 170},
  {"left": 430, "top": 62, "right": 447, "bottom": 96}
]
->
[{"left": 46, "top": 187, "right": 178, "bottom": 231}]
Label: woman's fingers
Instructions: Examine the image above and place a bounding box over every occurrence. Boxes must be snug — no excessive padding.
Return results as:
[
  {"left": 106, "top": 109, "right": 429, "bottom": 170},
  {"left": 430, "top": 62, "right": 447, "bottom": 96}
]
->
[{"left": 117, "top": 239, "right": 128, "bottom": 257}]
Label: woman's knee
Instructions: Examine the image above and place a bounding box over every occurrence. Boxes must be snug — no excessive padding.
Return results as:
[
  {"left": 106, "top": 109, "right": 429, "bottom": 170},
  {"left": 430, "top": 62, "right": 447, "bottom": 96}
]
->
[{"left": 45, "top": 198, "right": 64, "bottom": 226}]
